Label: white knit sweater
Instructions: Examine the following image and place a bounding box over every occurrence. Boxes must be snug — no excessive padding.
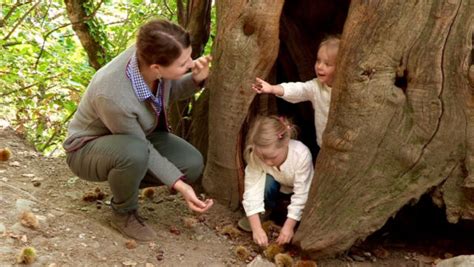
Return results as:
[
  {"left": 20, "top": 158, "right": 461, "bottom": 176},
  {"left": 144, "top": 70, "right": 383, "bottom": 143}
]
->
[{"left": 280, "top": 78, "right": 332, "bottom": 147}]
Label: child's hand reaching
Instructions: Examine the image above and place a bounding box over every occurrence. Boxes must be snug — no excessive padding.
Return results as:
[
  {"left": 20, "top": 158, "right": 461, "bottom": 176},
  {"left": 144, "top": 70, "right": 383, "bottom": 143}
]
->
[
  {"left": 252, "top": 77, "right": 284, "bottom": 96},
  {"left": 276, "top": 218, "right": 297, "bottom": 245},
  {"left": 276, "top": 225, "right": 294, "bottom": 245},
  {"left": 252, "top": 227, "right": 269, "bottom": 247}
]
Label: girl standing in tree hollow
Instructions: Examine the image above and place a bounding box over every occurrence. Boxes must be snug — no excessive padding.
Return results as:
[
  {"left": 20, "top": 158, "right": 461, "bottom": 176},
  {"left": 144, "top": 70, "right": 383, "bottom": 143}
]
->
[
  {"left": 240, "top": 115, "right": 314, "bottom": 247},
  {"left": 252, "top": 36, "right": 340, "bottom": 148}
]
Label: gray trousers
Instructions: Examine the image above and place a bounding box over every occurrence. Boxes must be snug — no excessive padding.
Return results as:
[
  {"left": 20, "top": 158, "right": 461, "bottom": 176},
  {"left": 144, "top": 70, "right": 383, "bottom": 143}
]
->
[{"left": 66, "top": 131, "right": 203, "bottom": 213}]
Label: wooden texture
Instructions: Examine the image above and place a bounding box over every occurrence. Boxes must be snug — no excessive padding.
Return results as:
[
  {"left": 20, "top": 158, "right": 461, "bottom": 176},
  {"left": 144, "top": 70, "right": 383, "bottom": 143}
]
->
[
  {"left": 293, "top": 0, "right": 474, "bottom": 257},
  {"left": 202, "top": 0, "right": 284, "bottom": 209}
]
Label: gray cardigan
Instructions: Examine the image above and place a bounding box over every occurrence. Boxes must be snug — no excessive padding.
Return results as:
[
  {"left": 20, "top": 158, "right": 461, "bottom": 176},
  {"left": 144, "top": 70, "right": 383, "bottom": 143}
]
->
[{"left": 63, "top": 46, "right": 200, "bottom": 186}]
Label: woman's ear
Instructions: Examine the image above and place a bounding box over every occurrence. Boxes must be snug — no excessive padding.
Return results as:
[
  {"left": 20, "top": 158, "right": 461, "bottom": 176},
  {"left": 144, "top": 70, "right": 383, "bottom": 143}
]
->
[{"left": 150, "top": 64, "right": 162, "bottom": 79}]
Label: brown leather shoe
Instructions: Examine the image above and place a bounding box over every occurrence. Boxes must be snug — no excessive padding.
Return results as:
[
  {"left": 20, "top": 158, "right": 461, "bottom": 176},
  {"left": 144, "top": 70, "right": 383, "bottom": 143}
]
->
[{"left": 110, "top": 210, "right": 157, "bottom": 242}]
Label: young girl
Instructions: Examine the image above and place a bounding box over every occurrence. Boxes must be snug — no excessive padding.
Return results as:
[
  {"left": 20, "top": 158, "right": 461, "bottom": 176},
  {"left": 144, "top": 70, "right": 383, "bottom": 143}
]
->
[
  {"left": 252, "top": 36, "right": 340, "bottom": 148},
  {"left": 240, "top": 115, "right": 314, "bottom": 247}
]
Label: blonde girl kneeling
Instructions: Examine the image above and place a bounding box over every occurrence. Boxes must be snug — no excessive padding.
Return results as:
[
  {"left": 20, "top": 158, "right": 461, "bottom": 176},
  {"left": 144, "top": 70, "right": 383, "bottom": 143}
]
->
[{"left": 241, "top": 115, "right": 314, "bottom": 247}]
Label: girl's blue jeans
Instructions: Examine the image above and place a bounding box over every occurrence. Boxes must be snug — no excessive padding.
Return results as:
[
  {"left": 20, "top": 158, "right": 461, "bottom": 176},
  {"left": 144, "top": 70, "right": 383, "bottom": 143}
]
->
[{"left": 264, "top": 174, "right": 281, "bottom": 210}]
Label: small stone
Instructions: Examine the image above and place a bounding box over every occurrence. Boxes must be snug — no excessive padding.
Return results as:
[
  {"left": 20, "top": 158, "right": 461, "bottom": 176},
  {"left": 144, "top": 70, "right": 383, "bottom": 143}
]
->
[
  {"left": 351, "top": 255, "right": 365, "bottom": 262},
  {"left": 122, "top": 260, "right": 137, "bottom": 266},
  {"left": 31, "top": 177, "right": 43, "bottom": 182},
  {"left": 9, "top": 161, "right": 20, "bottom": 167},
  {"left": 16, "top": 199, "right": 36, "bottom": 212}
]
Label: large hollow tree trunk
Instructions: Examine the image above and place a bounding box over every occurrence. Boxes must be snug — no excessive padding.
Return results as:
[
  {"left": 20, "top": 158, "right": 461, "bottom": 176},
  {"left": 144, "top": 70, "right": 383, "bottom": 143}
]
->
[
  {"left": 202, "top": 0, "right": 284, "bottom": 209},
  {"left": 293, "top": 0, "right": 474, "bottom": 257}
]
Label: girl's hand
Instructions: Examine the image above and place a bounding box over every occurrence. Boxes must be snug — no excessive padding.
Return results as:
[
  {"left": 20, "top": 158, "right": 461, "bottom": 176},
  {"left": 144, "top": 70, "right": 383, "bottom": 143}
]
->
[
  {"left": 252, "top": 228, "right": 269, "bottom": 247},
  {"left": 276, "top": 218, "right": 297, "bottom": 245},
  {"left": 192, "top": 55, "right": 212, "bottom": 85},
  {"left": 173, "top": 180, "right": 214, "bottom": 213},
  {"left": 252, "top": 77, "right": 284, "bottom": 96},
  {"left": 276, "top": 226, "right": 294, "bottom": 245}
]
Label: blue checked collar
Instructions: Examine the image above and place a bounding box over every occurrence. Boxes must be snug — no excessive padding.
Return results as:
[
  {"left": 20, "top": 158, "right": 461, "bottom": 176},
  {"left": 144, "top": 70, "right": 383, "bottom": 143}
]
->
[{"left": 126, "top": 53, "right": 158, "bottom": 102}]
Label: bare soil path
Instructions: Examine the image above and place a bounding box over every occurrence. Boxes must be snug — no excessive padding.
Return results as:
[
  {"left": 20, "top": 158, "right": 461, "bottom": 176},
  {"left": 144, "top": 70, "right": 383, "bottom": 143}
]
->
[{"left": 0, "top": 125, "right": 457, "bottom": 266}]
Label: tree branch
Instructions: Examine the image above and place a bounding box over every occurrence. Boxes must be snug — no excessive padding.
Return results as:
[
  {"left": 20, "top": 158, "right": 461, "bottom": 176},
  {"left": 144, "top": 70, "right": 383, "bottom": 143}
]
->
[
  {"left": 3, "top": 1, "right": 40, "bottom": 41},
  {"left": 0, "top": 74, "right": 62, "bottom": 97},
  {"left": 1, "top": 1, "right": 33, "bottom": 26},
  {"left": 35, "top": 0, "right": 106, "bottom": 70},
  {"left": 41, "top": 108, "right": 76, "bottom": 152}
]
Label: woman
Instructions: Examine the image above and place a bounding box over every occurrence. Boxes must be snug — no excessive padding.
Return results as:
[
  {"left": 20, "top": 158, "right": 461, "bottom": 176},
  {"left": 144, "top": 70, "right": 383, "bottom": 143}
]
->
[{"left": 63, "top": 19, "right": 213, "bottom": 242}]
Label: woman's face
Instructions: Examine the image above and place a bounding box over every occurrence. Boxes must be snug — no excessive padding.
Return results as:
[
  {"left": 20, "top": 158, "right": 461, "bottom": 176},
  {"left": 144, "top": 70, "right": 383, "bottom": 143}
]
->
[{"left": 157, "top": 46, "right": 194, "bottom": 80}]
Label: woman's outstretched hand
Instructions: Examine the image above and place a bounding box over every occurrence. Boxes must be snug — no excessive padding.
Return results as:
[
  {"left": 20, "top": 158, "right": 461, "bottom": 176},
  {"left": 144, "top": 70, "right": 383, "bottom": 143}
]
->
[
  {"left": 192, "top": 55, "right": 212, "bottom": 85},
  {"left": 173, "top": 179, "right": 214, "bottom": 213}
]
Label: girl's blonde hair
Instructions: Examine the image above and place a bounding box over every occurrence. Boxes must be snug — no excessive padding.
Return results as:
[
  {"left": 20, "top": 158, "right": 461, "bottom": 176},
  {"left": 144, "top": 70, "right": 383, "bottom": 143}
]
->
[
  {"left": 319, "top": 35, "right": 340, "bottom": 59},
  {"left": 244, "top": 116, "right": 296, "bottom": 167}
]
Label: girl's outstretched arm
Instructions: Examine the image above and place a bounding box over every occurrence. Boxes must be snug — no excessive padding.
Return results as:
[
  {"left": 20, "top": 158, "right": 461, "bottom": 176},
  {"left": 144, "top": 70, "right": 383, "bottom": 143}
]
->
[{"left": 252, "top": 77, "right": 284, "bottom": 96}]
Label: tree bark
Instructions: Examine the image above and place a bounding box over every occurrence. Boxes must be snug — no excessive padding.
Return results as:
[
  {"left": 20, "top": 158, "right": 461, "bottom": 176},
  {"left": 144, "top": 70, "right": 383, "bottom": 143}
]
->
[
  {"left": 293, "top": 0, "right": 474, "bottom": 257},
  {"left": 202, "top": 0, "right": 284, "bottom": 209},
  {"left": 64, "top": 0, "right": 105, "bottom": 70},
  {"left": 169, "top": 0, "right": 212, "bottom": 138},
  {"left": 185, "top": 0, "right": 212, "bottom": 59}
]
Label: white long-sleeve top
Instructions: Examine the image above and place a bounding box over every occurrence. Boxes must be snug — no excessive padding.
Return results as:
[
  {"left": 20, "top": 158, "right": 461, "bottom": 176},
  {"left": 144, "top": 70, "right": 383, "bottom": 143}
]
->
[
  {"left": 242, "top": 140, "right": 314, "bottom": 221},
  {"left": 280, "top": 78, "right": 331, "bottom": 147}
]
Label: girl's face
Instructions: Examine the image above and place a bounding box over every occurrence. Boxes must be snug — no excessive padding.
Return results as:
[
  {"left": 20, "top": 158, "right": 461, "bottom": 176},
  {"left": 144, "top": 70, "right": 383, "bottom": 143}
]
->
[
  {"left": 255, "top": 142, "right": 289, "bottom": 168},
  {"left": 314, "top": 45, "right": 337, "bottom": 87},
  {"left": 154, "top": 46, "right": 194, "bottom": 80}
]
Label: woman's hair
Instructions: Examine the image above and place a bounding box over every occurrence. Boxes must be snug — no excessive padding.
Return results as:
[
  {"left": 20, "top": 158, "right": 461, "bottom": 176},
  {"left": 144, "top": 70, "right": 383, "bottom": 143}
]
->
[
  {"left": 244, "top": 115, "right": 297, "bottom": 167},
  {"left": 136, "top": 19, "right": 191, "bottom": 67},
  {"left": 319, "top": 35, "right": 341, "bottom": 59}
]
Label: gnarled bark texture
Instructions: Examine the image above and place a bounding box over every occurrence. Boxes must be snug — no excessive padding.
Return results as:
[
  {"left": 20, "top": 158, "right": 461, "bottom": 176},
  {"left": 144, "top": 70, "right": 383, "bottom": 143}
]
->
[
  {"left": 170, "top": 0, "right": 211, "bottom": 137},
  {"left": 293, "top": 0, "right": 474, "bottom": 257},
  {"left": 64, "top": 0, "right": 105, "bottom": 70},
  {"left": 202, "top": 0, "right": 284, "bottom": 209}
]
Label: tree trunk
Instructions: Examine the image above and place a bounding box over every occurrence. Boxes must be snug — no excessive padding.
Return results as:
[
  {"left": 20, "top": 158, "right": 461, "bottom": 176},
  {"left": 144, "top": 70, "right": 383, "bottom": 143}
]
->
[
  {"left": 64, "top": 0, "right": 105, "bottom": 70},
  {"left": 169, "top": 0, "right": 212, "bottom": 138},
  {"left": 293, "top": 0, "right": 474, "bottom": 257},
  {"left": 185, "top": 0, "right": 212, "bottom": 58},
  {"left": 202, "top": 0, "right": 284, "bottom": 209}
]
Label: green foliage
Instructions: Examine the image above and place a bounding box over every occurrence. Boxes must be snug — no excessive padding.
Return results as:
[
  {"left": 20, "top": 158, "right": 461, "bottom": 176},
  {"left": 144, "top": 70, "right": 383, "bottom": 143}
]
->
[
  {"left": 0, "top": 0, "right": 215, "bottom": 156},
  {"left": 1, "top": 1, "right": 94, "bottom": 156}
]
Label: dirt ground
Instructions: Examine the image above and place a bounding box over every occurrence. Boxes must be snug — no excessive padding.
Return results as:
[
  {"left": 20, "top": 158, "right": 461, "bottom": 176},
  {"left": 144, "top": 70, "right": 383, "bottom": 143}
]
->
[{"left": 0, "top": 124, "right": 461, "bottom": 266}]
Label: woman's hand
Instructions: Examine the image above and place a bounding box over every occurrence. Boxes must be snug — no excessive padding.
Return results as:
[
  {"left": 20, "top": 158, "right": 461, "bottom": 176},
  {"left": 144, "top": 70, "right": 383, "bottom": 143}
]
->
[
  {"left": 276, "top": 218, "right": 297, "bottom": 245},
  {"left": 192, "top": 55, "right": 212, "bottom": 85},
  {"left": 173, "top": 180, "right": 214, "bottom": 212}
]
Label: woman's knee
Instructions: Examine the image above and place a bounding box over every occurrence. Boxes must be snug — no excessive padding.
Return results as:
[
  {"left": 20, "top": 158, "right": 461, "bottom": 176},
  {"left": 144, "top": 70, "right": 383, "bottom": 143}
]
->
[
  {"left": 117, "top": 137, "right": 150, "bottom": 171},
  {"left": 183, "top": 151, "right": 204, "bottom": 183}
]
